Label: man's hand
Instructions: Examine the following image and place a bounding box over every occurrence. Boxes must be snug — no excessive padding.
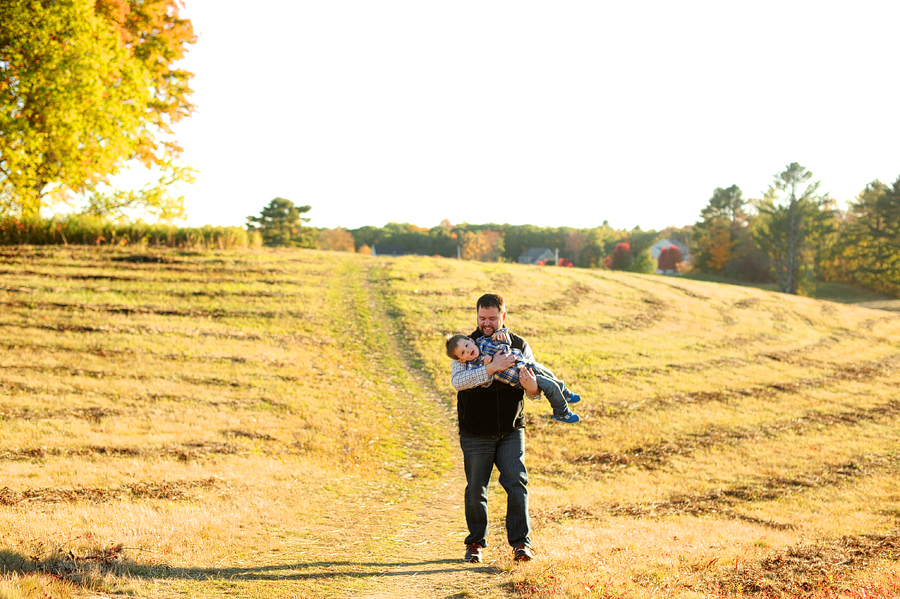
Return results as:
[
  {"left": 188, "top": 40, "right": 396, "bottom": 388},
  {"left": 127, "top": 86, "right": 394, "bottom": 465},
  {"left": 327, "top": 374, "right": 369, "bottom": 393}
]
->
[
  {"left": 485, "top": 350, "right": 516, "bottom": 375},
  {"left": 519, "top": 366, "right": 539, "bottom": 396}
]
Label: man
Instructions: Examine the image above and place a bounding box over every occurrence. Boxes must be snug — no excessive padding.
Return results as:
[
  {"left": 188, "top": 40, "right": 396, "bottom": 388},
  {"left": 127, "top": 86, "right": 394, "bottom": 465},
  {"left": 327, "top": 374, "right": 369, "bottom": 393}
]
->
[{"left": 451, "top": 293, "right": 539, "bottom": 563}]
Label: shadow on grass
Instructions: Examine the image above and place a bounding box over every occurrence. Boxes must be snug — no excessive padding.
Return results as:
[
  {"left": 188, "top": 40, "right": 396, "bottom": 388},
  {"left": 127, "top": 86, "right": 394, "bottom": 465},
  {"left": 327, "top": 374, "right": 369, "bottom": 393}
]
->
[{"left": 0, "top": 548, "right": 495, "bottom": 583}]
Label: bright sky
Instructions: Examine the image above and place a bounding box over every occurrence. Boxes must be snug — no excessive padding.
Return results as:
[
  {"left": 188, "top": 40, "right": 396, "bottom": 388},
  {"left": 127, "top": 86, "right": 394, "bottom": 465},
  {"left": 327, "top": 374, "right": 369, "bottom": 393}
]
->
[{"left": 171, "top": 1, "right": 900, "bottom": 232}]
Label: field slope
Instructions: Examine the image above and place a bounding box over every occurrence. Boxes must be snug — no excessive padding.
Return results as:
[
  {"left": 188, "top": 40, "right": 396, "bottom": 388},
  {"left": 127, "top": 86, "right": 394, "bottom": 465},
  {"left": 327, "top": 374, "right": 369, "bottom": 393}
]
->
[{"left": 1, "top": 247, "right": 898, "bottom": 599}]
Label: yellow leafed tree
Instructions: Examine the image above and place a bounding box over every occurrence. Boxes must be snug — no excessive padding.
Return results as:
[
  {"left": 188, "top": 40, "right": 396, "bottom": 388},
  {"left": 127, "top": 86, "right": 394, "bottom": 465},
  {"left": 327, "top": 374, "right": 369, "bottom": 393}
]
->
[{"left": 318, "top": 228, "right": 356, "bottom": 252}]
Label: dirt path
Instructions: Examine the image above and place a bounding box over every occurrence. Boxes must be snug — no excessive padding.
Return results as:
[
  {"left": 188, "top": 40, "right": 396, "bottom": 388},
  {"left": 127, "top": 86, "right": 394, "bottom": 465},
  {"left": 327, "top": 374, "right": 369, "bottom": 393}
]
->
[{"left": 340, "top": 267, "right": 518, "bottom": 598}]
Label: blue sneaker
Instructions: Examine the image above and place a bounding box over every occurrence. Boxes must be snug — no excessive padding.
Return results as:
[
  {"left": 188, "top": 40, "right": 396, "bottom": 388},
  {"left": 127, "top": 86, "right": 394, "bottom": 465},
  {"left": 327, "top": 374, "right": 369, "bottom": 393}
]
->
[
  {"left": 551, "top": 412, "right": 580, "bottom": 424},
  {"left": 566, "top": 393, "right": 581, "bottom": 404}
]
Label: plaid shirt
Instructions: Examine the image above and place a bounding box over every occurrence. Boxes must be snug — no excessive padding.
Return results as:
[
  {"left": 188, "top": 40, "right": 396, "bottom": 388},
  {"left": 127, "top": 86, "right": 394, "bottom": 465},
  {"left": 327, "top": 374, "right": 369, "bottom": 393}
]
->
[{"left": 450, "top": 328, "right": 536, "bottom": 390}]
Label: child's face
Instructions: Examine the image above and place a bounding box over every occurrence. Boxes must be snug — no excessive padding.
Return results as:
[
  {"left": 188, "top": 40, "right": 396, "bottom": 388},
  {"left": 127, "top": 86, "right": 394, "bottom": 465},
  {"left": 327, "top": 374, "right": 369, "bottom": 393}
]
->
[{"left": 455, "top": 339, "right": 480, "bottom": 362}]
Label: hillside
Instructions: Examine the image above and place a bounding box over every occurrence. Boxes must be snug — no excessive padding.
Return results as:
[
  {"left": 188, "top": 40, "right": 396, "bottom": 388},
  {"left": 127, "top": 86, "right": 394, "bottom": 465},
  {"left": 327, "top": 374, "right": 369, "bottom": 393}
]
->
[{"left": 1, "top": 247, "right": 898, "bottom": 599}]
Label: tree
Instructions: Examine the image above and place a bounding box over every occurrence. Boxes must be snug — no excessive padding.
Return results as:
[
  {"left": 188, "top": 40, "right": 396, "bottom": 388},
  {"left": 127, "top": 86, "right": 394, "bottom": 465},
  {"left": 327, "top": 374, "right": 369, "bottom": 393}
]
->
[
  {"left": 658, "top": 244, "right": 683, "bottom": 272},
  {"left": 627, "top": 229, "right": 659, "bottom": 273},
  {"left": 564, "top": 230, "right": 586, "bottom": 266},
  {"left": 707, "top": 225, "right": 733, "bottom": 271},
  {"left": 246, "top": 198, "right": 314, "bottom": 248},
  {"left": 691, "top": 185, "right": 754, "bottom": 275},
  {"left": 837, "top": 177, "right": 900, "bottom": 296},
  {"left": 753, "top": 163, "right": 835, "bottom": 294},
  {"left": 0, "top": 0, "right": 196, "bottom": 218},
  {"left": 350, "top": 225, "right": 382, "bottom": 251},
  {"left": 318, "top": 227, "right": 355, "bottom": 252},
  {"left": 460, "top": 230, "right": 504, "bottom": 262},
  {"left": 608, "top": 242, "right": 633, "bottom": 270},
  {"left": 699, "top": 184, "right": 747, "bottom": 224}
]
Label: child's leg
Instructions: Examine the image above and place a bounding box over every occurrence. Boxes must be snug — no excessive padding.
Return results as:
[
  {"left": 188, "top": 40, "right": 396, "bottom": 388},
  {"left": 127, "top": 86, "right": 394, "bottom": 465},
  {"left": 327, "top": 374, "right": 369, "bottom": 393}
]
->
[
  {"left": 536, "top": 375, "right": 572, "bottom": 418},
  {"left": 532, "top": 364, "right": 574, "bottom": 399}
]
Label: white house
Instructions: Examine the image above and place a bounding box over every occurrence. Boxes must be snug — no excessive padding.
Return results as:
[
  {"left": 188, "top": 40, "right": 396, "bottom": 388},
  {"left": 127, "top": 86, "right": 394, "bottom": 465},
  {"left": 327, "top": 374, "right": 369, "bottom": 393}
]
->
[{"left": 518, "top": 248, "right": 557, "bottom": 265}]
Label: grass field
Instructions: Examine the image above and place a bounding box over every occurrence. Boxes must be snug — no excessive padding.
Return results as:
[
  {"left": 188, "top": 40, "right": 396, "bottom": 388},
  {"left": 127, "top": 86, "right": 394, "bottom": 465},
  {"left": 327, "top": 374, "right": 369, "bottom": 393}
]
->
[{"left": 1, "top": 246, "right": 899, "bottom": 599}]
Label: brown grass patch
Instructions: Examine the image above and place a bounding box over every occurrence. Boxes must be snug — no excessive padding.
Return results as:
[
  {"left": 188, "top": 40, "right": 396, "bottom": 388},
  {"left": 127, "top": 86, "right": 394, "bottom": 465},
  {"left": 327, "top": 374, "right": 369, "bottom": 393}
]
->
[
  {"left": 0, "top": 442, "right": 243, "bottom": 462},
  {"left": 608, "top": 453, "right": 900, "bottom": 521},
  {"left": 718, "top": 530, "right": 900, "bottom": 596},
  {"left": 575, "top": 400, "right": 900, "bottom": 473},
  {"left": 0, "top": 478, "right": 221, "bottom": 505}
]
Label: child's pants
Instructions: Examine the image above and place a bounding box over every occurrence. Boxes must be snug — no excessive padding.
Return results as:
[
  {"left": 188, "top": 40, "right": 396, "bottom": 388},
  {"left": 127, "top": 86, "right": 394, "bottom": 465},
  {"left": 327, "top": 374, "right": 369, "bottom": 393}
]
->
[{"left": 530, "top": 363, "right": 573, "bottom": 417}]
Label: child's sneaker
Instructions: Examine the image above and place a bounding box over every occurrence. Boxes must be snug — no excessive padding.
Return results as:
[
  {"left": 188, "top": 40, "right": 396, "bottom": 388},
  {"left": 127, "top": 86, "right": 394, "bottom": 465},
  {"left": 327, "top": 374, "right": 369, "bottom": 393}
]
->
[
  {"left": 565, "top": 393, "right": 581, "bottom": 404},
  {"left": 551, "top": 412, "right": 580, "bottom": 424}
]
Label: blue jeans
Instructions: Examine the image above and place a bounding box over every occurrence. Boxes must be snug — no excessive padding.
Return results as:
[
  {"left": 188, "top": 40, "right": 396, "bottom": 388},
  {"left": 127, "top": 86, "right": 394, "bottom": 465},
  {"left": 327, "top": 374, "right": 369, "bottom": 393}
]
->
[
  {"left": 532, "top": 363, "right": 572, "bottom": 418},
  {"left": 459, "top": 429, "right": 531, "bottom": 549}
]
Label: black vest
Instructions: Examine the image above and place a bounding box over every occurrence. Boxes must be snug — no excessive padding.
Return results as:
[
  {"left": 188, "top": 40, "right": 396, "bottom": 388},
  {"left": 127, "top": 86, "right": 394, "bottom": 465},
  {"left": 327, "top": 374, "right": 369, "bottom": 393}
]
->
[{"left": 456, "top": 330, "right": 526, "bottom": 436}]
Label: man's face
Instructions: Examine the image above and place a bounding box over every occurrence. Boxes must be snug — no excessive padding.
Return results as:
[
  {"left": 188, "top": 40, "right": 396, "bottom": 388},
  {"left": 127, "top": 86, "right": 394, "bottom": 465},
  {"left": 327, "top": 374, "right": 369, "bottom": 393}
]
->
[
  {"left": 455, "top": 339, "right": 480, "bottom": 362},
  {"left": 477, "top": 306, "right": 505, "bottom": 337}
]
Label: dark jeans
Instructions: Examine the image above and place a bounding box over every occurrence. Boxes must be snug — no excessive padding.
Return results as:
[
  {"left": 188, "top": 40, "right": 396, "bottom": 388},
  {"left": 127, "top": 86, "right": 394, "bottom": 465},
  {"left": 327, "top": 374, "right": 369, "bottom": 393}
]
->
[{"left": 459, "top": 428, "right": 531, "bottom": 549}]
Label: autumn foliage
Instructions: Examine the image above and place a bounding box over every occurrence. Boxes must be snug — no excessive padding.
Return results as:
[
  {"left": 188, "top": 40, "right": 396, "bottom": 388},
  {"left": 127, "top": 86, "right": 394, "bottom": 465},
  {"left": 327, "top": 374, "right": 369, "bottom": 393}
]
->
[
  {"left": 318, "top": 228, "right": 356, "bottom": 252},
  {"left": 460, "top": 230, "right": 504, "bottom": 262},
  {"left": 657, "top": 244, "right": 683, "bottom": 272},
  {"left": 607, "top": 242, "right": 634, "bottom": 270},
  {"left": 0, "top": 0, "right": 196, "bottom": 218}
]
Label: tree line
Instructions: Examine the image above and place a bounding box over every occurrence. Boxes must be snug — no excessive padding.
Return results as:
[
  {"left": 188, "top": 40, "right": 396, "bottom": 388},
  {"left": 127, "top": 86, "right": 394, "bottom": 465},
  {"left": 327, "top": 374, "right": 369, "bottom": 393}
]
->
[
  {"left": 245, "top": 198, "right": 663, "bottom": 272},
  {"left": 246, "top": 163, "right": 900, "bottom": 299},
  {"left": 1, "top": 3, "right": 895, "bottom": 302},
  {"left": 691, "top": 163, "right": 900, "bottom": 298}
]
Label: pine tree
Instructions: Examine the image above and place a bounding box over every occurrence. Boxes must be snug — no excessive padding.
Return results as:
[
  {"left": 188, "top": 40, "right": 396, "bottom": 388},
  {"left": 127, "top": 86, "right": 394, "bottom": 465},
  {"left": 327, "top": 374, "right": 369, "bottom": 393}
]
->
[
  {"left": 752, "top": 164, "right": 836, "bottom": 295},
  {"left": 691, "top": 185, "right": 753, "bottom": 276},
  {"left": 246, "top": 198, "right": 314, "bottom": 248},
  {"left": 839, "top": 177, "right": 900, "bottom": 296}
]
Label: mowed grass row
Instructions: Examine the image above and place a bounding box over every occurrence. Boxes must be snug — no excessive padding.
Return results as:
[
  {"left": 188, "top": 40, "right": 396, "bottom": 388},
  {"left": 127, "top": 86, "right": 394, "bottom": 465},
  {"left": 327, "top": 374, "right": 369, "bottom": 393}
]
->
[
  {"left": 0, "top": 247, "right": 454, "bottom": 599},
  {"left": 3, "top": 246, "right": 899, "bottom": 598},
  {"left": 378, "top": 256, "right": 900, "bottom": 597}
]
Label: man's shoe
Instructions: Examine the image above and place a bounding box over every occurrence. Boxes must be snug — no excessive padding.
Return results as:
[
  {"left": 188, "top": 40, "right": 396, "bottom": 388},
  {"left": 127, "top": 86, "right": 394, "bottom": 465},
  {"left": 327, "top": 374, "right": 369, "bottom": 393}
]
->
[
  {"left": 566, "top": 393, "right": 581, "bottom": 404},
  {"left": 464, "top": 543, "right": 483, "bottom": 563},
  {"left": 551, "top": 412, "right": 580, "bottom": 424},
  {"left": 513, "top": 544, "right": 533, "bottom": 561}
]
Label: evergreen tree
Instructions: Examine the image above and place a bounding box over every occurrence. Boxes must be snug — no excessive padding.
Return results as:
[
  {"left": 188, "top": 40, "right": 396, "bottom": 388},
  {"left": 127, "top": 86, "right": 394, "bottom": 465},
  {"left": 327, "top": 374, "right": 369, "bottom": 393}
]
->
[
  {"left": 838, "top": 177, "right": 900, "bottom": 296},
  {"left": 246, "top": 198, "right": 314, "bottom": 248},
  {"left": 691, "top": 185, "right": 756, "bottom": 277},
  {"left": 752, "top": 163, "right": 835, "bottom": 294}
]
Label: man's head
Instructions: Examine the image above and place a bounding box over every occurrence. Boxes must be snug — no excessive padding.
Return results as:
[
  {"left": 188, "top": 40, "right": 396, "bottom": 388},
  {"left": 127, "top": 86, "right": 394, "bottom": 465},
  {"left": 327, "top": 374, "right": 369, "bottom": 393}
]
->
[
  {"left": 445, "top": 334, "right": 480, "bottom": 362},
  {"left": 476, "top": 293, "right": 506, "bottom": 338}
]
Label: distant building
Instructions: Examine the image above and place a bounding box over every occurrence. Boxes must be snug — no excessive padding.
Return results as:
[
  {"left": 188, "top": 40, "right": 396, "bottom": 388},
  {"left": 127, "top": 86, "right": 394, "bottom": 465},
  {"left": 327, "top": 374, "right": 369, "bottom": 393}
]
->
[
  {"left": 371, "top": 244, "right": 406, "bottom": 257},
  {"left": 650, "top": 239, "right": 689, "bottom": 260},
  {"left": 518, "top": 248, "right": 556, "bottom": 265}
]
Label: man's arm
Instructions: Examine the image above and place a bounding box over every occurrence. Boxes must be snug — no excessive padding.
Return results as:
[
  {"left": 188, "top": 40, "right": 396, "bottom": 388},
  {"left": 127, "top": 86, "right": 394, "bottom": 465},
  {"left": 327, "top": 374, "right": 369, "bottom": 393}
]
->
[{"left": 450, "top": 359, "right": 491, "bottom": 390}]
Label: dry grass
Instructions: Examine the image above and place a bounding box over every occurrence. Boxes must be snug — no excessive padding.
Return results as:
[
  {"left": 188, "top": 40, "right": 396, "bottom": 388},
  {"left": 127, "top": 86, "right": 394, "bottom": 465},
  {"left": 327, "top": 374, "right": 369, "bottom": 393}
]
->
[
  {"left": 2, "top": 247, "right": 899, "bottom": 598},
  {"left": 378, "top": 257, "right": 900, "bottom": 598}
]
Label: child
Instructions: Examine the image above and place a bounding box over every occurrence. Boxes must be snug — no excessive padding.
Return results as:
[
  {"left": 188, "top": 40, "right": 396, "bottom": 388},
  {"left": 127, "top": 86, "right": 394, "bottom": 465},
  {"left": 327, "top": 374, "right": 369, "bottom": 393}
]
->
[{"left": 446, "top": 328, "right": 581, "bottom": 423}]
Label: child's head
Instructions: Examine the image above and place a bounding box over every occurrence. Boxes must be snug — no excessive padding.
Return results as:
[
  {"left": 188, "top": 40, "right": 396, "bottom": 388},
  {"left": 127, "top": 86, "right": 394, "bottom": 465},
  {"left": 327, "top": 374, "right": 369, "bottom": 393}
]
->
[{"left": 445, "top": 334, "right": 481, "bottom": 362}]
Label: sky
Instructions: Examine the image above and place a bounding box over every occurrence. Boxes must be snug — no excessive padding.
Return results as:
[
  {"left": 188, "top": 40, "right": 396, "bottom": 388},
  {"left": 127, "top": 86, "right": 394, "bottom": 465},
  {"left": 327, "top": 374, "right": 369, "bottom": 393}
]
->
[{"left": 167, "top": 1, "right": 900, "bottom": 232}]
